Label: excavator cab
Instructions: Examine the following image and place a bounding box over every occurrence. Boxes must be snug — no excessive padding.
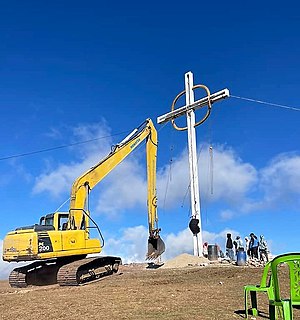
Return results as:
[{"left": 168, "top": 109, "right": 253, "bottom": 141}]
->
[{"left": 39, "top": 213, "right": 69, "bottom": 231}]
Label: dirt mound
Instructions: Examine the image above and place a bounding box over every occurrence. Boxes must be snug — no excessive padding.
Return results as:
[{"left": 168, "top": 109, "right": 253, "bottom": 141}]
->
[{"left": 162, "top": 253, "right": 209, "bottom": 269}]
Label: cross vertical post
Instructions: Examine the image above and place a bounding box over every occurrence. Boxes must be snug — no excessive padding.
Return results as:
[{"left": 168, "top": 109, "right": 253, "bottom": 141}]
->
[
  {"left": 185, "top": 72, "right": 202, "bottom": 256},
  {"left": 157, "top": 71, "right": 230, "bottom": 257}
]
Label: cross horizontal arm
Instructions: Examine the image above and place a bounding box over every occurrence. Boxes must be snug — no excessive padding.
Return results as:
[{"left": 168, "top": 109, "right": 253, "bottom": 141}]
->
[{"left": 157, "top": 88, "right": 230, "bottom": 124}]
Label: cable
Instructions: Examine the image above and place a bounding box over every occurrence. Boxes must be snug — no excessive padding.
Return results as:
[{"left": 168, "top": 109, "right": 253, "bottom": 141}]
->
[
  {"left": 181, "top": 144, "right": 204, "bottom": 211},
  {"left": 0, "top": 130, "right": 130, "bottom": 161},
  {"left": 162, "top": 163, "right": 171, "bottom": 212},
  {"left": 157, "top": 122, "right": 168, "bottom": 133},
  {"left": 0, "top": 120, "right": 170, "bottom": 162},
  {"left": 231, "top": 95, "right": 300, "bottom": 112},
  {"left": 162, "top": 125, "right": 174, "bottom": 212},
  {"left": 209, "top": 145, "right": 214, "bottom": 195},
  {"left": 55, "top": 197, "right": 71, "bottom": 212},
  {"left": 181, "top": 184, "right": 190, "bottom": 209}
]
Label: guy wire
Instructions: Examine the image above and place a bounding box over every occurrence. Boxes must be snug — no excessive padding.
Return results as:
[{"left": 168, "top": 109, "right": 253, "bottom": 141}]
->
[{"left": 230, "top": 95, "right": 300, "bottom": 112}]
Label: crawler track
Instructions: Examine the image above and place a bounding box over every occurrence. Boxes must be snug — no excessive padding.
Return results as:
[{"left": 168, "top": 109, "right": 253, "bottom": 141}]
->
[
  {"left": 57, "top": 256, "right": 122, "bottom": 286},
  {"left": 9, "top": 260, "right": 60, "bottom": 288},
  {"left": 9, "top": 268, "right": 27, "bottom": 288},
  {"left": 8, "top": 256, "right": 122, "bottom": 288}
]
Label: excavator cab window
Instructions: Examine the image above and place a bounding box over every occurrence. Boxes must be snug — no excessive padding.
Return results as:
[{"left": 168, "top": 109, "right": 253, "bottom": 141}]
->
[
  {"left": 38, "top": 213, "right": 69, "bottom": 231},
  {"left": 39, "top": 216, "right": 45, "bottom": 225},
  {"left": 44, "top": 214, "right": 54, "bottom": 226},
  {"left": 35, "top": 214, "right": 55, "bottom": 232},
  {"left": 39, "top": 214, "right": 54, "bottom": 227},
  {"left": 58, "top": 214, "right": 69, "bottom": 230}
]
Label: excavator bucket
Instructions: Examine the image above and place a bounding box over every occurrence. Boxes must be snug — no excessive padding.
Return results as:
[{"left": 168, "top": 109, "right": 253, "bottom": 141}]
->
[{"left": 147, "top": 236, "right": 165, "bottom": 260}]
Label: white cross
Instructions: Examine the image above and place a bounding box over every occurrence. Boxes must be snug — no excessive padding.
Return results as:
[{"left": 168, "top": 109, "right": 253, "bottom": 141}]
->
[{"left": 157, "top": 71, "right": 230, "bottom": 257}]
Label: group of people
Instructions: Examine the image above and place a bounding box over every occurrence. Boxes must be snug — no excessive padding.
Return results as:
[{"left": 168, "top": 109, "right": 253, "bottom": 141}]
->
[{"left": 225, "top": 232, "right": 269, "bottom": 262}]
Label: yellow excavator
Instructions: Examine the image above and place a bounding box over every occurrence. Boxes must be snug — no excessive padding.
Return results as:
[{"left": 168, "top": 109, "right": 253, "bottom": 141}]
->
[{"left": 2, "top": 118, "right": 165, "bottom": 287}]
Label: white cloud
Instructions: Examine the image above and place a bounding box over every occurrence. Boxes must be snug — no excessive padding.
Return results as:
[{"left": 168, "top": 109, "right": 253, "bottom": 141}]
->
[
  {"left": 71, "top": 120, "right": 112, "bottom": 159},
  {"left": 31, "top": 120, "right": 300, "bottom": 223},
  {"left": 32, "top": 121, "right": 115, "bottom": 198},
  {"left": 163, "top": 228, "right": 194, "bottom": 259},
  {"left": 101, "top": 226, "right": 241, "bottom": 263},
  {"left": 219, "top": 209, "right": 235, "bottom": 221},
  {"left": 96, "top": 159, "right": 147, "bottom": 216},
  {"left": 91, "top": 226, "right": 242, "bottom": 264},
  {"left": 33, "top": 162, "right": 88, "bottom": 197},
  {"left": 32, "top": 133, "right": 259, "bottom": 220},
  {"left": 259, "top": 153, "right": 300, "bottom": 207},
  {"left": 101, "top": 226, "right": 149, "bottom": 263},
  {"left": 207, "top": 146, "right": 257, "bottom": 204},
  {"left": 33, "top": 119, "right": 259, "bottom": 215},
  {"left": 157, "top": 144, "right": 257, "bottom": 210},
  {"left": 239, "top": 153, "right": 300, "bottom": 213},
  {"left": 32, "top": 122, "right": 152, "bottom": 216},
  {"left": 156, "top": 154, "right": 189, "bottom": 209}
]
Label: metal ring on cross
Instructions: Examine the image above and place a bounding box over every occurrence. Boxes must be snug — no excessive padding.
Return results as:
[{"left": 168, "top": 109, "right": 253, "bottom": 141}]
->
[{"left": 171, "top": 84, "right": 212, "bottom": 131}]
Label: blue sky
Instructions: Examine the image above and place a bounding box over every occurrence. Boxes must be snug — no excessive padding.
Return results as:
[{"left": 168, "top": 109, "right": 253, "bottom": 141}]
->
[{"left": 0, "top": 1, "right": 300, "bottom": 277}]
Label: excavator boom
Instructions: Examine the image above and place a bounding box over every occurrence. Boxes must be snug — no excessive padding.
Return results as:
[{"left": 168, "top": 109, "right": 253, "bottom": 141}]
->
[{"left": 68, "top": 118, "right": 165, "bottom": 259}]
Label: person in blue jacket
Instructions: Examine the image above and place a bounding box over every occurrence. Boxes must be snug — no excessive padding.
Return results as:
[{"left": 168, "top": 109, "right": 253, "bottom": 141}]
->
[{"left": 249, "top": 232, "right": 259, "bottom": 259}]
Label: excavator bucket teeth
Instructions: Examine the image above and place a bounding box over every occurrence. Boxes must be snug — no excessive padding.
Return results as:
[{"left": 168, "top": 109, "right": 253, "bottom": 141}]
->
[{"left": 147, "top": 237, "right": 165, "bottom": 260}]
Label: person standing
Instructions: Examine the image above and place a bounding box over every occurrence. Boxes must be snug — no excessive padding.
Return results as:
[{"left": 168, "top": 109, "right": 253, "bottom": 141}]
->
[
  {"left": 216, "top": 243, "right": 225, "bottom": 258},
  {"left": 249, "top": 233, "right": 259, "bottom": 259},
  {"left": 226, "top": 233, "right": 234, "bottom": 261},
  {"left": 203, "top": 242, "right": 208, "bottom": 258},
  {"left": 233, "top": 238, "right": 238, "bottom": 255},
  {"left": 235, "top": 236, "right": 244, "bottom": 251},
  {"left": 259, "top": 235, "right": 269, "bottom": 262},
  {"left": 244, "top": 237, "right": 250, "bottom": 258}
]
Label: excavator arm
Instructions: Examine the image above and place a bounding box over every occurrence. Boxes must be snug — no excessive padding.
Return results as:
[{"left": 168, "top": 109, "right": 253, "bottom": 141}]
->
[
  {"left": 145, "top": 121, "right": 165, "bottom": 259},
  {"left": 68, "top": 118, "right": 165, "bottom": 259}
]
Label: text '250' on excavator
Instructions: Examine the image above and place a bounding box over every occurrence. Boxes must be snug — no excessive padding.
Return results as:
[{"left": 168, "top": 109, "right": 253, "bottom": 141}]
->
[{"left": 2, "top": 118, "right": 165, "bottom": 287}]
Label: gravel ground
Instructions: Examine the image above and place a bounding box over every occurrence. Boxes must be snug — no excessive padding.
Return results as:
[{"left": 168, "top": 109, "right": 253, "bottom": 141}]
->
[{"left": 0, "top": 259, "right": 299, "bottom": 320}]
